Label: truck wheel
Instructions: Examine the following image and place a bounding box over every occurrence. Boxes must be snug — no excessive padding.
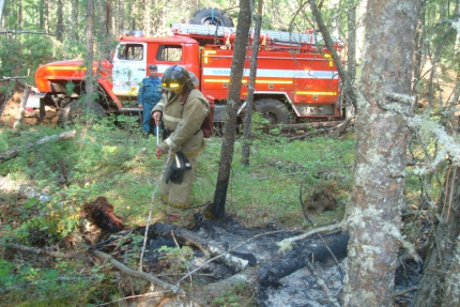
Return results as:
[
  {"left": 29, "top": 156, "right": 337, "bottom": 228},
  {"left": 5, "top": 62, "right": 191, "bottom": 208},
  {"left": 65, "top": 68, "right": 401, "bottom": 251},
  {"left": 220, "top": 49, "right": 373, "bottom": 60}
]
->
[
  {"left": 191, "top": 8, "right": 234, "bottom": 27},
  {"left": 59, "top": 100, "right": 107, "bottom": 126},
  {"left": 255, "top": 98, "right": 291, "bottom": 125},
  {"left": 51, "top": 94, "right": 72, "bottom": 109}
]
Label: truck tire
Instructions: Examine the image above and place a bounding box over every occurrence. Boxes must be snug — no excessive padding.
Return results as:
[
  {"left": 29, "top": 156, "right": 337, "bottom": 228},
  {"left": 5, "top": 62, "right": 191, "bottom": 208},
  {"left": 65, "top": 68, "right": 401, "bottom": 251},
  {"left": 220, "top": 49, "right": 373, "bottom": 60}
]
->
[
  {"left": 255, "top": 98, "right": 291, "bottom": 125},
  {"left": 191, "top": 8, "right": 234, "bottom": 27},
  {"left": 51, "top": 94, "right": 72, "bottom": 109},
  {"left": 59, "top": 100, "right": 107, "bottom": 126}
]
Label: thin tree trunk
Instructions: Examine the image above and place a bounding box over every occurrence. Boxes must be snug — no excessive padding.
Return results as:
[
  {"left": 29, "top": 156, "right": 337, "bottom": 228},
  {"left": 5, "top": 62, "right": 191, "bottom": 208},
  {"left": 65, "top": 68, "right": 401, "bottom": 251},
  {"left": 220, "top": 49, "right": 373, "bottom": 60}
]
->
[
  {"left": 105, "top": 0, "right": 111, "bottom": 40},
  {"left": 71, "top": 0, "right": 79, "bottom": 46},
  {"left": 342, "top": 1, "right": 419, "bottom": 306},
  {"left": 441, "top": 228, "right": 460, "bottom": 307},
  {"left": 329, "top": 0, "right": 340, "bottom": 38},
  {"left": 85, "top": 0, "right": 95, "bottom": 110},
  {"left": 355, "top": 0, "right": 367, "bottom": 64},
  {"left": 413, "top": 165, "right": 460, "bottom": 307},
  {"left": 44, "top": 0, "right": 49, "bottom": 32},
  {"left": 346, "top": 0, "right": 357, "bottom": 119},
  {"left": 13, "top": 85, "right": 31, "bottom": 131},
  {"left": 346, "top": 0, "right": 357, "bottom": 84},
  {"left": 413, "top": 0, "right": 427, "bottom": 100},
  {"left": 118, "top": 0, "right": 124, "bottom": 35},
  {"left": 143, "top": 0, "right": 151, "bottom": 36},
  {"left": 184, "top": 0, "right": 191, "bottom": 24},
  {"left": 56, "top": 0, "right": 63, "bottom": 42},
  {"left": 17, "top": 0, "right": 22, "bottom": 29},
  {"left": 241, "top": 0, "right": 263, "bottom": 167},
  {"left": 308, "top": 0, "right": 357, "bottom": 112},
  {"left": 212, "top": 0, "right": 252, "bottom": 219},
  {"left": 0, "top": 0, "right": 4, "bottom": 28},
  {"left": 38, "top": 0, "right": 45, "bottom": 31}
]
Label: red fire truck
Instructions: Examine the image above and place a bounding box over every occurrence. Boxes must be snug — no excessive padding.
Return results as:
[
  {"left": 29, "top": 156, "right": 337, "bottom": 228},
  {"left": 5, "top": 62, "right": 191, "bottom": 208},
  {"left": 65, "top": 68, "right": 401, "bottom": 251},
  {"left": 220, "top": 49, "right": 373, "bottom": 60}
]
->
[{"left": 32, "top": 22, "right": 344, "bottom": 125}]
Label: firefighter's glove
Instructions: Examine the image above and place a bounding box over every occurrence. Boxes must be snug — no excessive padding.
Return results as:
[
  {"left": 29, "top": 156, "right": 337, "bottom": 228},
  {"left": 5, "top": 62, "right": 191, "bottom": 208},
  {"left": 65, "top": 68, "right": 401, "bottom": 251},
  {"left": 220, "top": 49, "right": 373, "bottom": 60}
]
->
[
  {"left": 165, "top": 151, "right": 192, "bottom": 184},
  {"left": 162, "top": 127, "right": 171, "bottom": 141}
]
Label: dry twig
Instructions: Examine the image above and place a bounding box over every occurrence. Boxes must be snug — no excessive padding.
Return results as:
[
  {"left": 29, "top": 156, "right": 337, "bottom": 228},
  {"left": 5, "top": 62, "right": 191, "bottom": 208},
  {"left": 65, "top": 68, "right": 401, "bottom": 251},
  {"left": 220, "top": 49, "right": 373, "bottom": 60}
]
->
[{"left": 91, "top": 250, "right": 184, "bottom": 295}]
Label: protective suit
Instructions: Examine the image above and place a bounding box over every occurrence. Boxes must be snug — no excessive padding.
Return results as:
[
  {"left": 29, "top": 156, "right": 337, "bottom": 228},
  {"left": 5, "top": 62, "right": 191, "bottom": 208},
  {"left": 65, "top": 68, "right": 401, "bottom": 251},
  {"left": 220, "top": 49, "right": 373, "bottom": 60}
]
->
[{"left": 152, "top": 65, "right": 210, "bottom": 227}]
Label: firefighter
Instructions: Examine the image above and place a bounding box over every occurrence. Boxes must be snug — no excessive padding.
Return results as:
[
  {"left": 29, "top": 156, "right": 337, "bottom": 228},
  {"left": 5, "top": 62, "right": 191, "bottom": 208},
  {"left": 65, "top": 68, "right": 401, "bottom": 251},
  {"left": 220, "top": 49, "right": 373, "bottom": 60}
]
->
[
  {"left": 138, "top": 64, "right": 163, "bottom": 136},
  {"left": 151, "top": 65, "right": 210, "bottom": 228}
]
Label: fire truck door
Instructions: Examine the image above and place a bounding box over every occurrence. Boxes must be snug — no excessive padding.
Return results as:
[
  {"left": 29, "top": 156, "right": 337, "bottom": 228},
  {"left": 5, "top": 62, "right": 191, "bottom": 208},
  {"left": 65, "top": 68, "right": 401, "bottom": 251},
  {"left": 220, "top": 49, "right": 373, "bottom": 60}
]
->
[{"left": 112, "top": 43, "right": 147, "bottom": 98}]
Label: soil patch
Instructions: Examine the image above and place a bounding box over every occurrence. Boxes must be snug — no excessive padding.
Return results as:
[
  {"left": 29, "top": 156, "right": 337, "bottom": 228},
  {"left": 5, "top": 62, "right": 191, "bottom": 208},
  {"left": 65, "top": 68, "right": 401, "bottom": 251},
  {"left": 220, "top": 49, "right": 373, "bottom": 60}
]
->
[{"left": 0, "top": 84, "right": 58, "bottom": 128}]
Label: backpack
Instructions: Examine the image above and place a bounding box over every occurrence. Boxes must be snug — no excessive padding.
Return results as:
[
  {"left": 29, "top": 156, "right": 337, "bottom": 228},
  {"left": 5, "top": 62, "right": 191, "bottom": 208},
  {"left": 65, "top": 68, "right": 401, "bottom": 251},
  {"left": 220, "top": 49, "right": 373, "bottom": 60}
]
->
[
  {"left": 180, "top": 90, "right": 214, "bottom": 138},
  {"left": 201, "top": 100, "right": 215, "bottom": 138}
]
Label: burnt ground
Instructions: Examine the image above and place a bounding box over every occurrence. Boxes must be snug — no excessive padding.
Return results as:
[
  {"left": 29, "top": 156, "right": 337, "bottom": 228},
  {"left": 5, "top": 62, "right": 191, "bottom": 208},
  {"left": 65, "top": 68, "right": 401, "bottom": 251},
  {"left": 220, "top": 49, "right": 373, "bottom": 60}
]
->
[
  {"left": 0, "top": 149, "right": 422, "bottom": 306},
  {"left": 140, "top": 218, "right": 419, "bottom": 307},
  {"left": 79, "top": 196, "right": 420, "bottom": 307}
]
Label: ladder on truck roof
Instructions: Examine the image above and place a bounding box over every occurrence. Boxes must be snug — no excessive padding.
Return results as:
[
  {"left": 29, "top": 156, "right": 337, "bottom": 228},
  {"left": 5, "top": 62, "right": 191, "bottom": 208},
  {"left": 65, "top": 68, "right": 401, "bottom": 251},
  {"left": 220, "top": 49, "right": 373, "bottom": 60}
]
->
[{"left": 170, "top": 23, "right": 338, "bottom": 47}]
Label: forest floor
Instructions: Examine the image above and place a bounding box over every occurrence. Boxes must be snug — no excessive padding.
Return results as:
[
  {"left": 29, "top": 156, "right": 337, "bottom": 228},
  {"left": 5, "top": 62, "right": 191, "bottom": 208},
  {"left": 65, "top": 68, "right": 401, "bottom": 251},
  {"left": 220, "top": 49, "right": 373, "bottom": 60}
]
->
[
  {"left": 0, "top": 87, "right": 426, "bottom": 307},
  {"left": 1, "top": 177, "right": 420, "bottom": 307}
]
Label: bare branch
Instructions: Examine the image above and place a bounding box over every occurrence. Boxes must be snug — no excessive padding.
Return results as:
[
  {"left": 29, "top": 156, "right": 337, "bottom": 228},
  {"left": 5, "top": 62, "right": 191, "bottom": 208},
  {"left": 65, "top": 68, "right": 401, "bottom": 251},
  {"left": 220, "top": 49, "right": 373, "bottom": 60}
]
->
[
  {"left": 276, "top": 223, "right": 342, "bottom": 253},
  {"left": 1, "top": 241, "right": 85, "bottom": 259},
  {"left": 91, "top": 250, "right": 184, "bottom": 294},
  {"left": 0, "top": 30, "right": 56, "bottom": 36}
]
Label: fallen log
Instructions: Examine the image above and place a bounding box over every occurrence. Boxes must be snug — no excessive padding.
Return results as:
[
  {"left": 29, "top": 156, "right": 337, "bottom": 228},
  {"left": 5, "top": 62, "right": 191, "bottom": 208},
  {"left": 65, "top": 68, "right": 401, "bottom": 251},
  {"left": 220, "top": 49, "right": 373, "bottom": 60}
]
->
[
  {"left": 258, "top": 230, "right": 349, "bottom": 286},
  {"left": 287, "top": 121, "right": 351, "bottom": 140},
  {"left": 0, "top": 129, "right": 76, "bottom": 163},
  {"left": 0, "top": 240, "right": 85, "bottom": 259},
  {"left": 145, "top": 223, "right": 260, "bottom": 272},
  {"left": 266, "top": 120, "right": 345, "bottom": 133},
  {"left": 276, "top": 222, "right": 342, "bottom": 253},
  {"left": 145, "top": 221, "right": 349, "bottom": 287}
]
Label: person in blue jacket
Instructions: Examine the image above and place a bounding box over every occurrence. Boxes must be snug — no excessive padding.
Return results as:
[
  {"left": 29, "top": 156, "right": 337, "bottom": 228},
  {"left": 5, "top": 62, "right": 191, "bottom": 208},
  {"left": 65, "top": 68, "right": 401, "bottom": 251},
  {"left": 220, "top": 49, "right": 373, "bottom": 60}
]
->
[{"left": 137, "top": 64, "right": 163, "bottom": 135}]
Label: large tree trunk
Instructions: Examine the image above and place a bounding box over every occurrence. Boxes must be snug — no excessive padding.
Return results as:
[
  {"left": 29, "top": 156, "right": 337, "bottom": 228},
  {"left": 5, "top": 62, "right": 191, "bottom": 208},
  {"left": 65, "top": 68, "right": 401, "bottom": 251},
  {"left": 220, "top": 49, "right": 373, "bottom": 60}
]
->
[
  {"left": 413, "top": 165, "right": 460, "bottom": 307},
  {"left": 211, "top": 0, "right": 251, "bottom": 219},
  {"left": 342, "top": 1, "right": 419, "bottom": 306}
]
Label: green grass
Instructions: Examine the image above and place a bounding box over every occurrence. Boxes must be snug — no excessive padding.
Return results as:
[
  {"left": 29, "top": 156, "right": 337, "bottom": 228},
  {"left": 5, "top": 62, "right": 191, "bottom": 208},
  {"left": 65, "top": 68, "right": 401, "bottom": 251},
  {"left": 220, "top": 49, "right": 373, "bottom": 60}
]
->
[
  {"left": 0, "top": 115, "right": 440, "bottom": 305},
  {"left": 0, "top": 118, "right": 356, "bottom": 235}
]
